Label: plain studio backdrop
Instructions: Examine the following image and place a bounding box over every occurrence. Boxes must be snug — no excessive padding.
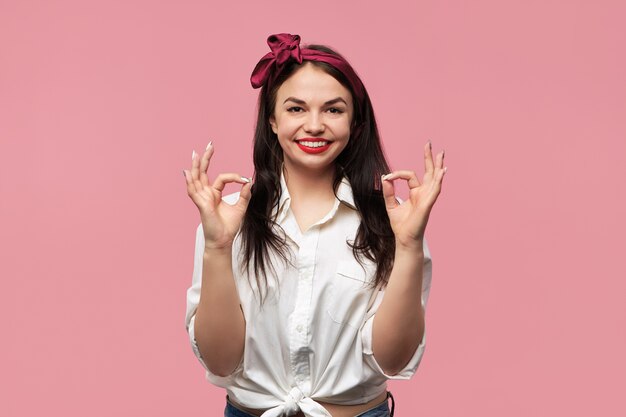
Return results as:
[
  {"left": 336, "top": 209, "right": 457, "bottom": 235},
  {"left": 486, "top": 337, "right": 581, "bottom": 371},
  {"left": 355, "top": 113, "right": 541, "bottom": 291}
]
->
[{"left": 1, "top": 1, "right": 624, "bottom": 416}]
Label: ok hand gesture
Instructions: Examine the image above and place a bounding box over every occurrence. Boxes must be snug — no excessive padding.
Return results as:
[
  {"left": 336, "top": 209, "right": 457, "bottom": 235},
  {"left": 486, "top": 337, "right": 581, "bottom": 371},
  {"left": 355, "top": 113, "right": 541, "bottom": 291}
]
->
[
  {"left": 183, "top": 142, "right": 252, "bottom": 250},
  {"left": 382, "top": 141, "right": 446, "bottom": 249}
]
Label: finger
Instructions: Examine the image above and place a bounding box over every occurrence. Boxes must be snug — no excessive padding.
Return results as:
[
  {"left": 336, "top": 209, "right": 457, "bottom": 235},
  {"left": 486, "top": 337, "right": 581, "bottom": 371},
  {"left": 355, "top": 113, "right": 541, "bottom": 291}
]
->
[
  {"left": 199, "top": 141, "right": 214, "bottom": 188},
  {"left": 435, "top": 165, "right": 444, "bottom": 185},
  {"left": 381, "top": 174, "right": 399, "bottom": 210},
  {"left": 435, "top": 149, "right": 445, "bottom": 170},
  {"left": 437, "top": 166, "right": 447, "bottom": 187},
  {"left": 212, "top": 173, "right": 251, "bottom": 193},
  {"left": 424, "top": 141, "right": 434, "bottom": 174},
  {"left": 183, "top": 167, "right": 199, "bottom": 194},
  {"left": 382, "top": 170, "right": 421, "bottom": 188},
  {"left": 430, "top": 165, "right": 446, "bottom": 198},
  {"left": 236, "top": 178, "right": 253, "bottom": 212},
  {"left": 184, "top": 169, "right": 206, "bottom": 205},
  {"left": 190, "top": 150, "right": 204, "bottom": 192}
]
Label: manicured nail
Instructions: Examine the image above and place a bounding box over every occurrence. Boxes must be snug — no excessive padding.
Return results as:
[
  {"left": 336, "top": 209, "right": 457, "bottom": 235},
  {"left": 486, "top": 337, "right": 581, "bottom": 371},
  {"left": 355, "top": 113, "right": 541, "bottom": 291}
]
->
[
  {"left": 382, "top": 173, "right": 391, "bottom": 180},
  {"left": 444, "top": 167, "right": 448, "bottom": 174},
  {"left": 192, "top": 150, "right": 196, "bottom": 160},
  {"left": 241, "top": 176, "right": 251, "bottom": 183},
  {"left": 206, "top": 141, "right": 212, "bottom": 151}
]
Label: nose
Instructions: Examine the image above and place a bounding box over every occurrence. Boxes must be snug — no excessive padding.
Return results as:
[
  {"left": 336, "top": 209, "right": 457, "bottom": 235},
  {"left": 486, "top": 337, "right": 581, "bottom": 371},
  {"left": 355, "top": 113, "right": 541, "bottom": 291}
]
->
[{"left": 303, "top": 111, "right": 325, "bottom": 135}]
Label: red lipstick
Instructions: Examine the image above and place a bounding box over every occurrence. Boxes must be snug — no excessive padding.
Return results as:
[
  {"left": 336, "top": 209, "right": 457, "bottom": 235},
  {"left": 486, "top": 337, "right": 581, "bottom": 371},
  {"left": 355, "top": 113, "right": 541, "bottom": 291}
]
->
[{"left": 295, "top": 138, "right": 332, "bottom": 154}]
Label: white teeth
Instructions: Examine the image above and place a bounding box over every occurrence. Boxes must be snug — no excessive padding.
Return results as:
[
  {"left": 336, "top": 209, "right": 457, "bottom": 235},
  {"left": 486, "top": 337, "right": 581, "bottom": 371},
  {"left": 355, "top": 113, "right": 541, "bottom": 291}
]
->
[{"left": 298, "top": 141, "right": 328, "bottom": 148}]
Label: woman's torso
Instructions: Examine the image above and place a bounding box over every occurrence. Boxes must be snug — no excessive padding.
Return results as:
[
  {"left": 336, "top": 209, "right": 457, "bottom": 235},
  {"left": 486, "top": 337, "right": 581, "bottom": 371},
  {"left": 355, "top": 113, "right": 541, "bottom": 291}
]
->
[
  {"left": 224, "top": 181, "right": 386, "bottom": 394},
  {"left": 186, "top": 179, "right": 423, "bottom": 413}
]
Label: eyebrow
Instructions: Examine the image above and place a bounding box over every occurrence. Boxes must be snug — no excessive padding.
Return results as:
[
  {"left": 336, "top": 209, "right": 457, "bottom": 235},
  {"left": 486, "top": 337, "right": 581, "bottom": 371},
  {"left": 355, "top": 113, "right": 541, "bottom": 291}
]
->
[{"left": 283, "top": 96, "right": 348, "bottom": 106}]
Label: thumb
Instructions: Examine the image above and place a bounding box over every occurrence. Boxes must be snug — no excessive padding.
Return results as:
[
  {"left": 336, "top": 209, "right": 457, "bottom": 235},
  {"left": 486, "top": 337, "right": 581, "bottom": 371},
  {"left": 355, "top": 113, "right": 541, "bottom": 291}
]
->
[
  {"left": 381, "top": 175, "right": 399, "bottom": 211},
  {"left": 236, "top": 177, "right": 252, "bottom": 212}
]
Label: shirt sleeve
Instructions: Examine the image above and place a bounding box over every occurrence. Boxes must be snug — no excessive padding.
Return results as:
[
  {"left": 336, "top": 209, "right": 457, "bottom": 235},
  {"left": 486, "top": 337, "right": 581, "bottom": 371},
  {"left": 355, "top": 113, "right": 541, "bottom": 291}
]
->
[
  {"left": 185, "top": 222, "right": 211, "bottom": 372},
  {"left": 360, "top": 201, "right": 434, "bottom": 379}
]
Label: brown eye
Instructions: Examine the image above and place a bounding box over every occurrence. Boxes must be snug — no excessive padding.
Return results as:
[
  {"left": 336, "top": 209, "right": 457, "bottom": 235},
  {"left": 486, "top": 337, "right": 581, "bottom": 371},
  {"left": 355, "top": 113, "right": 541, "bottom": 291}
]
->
[{"left": 287, "top": 106, "right": 303, "bottom": 112}]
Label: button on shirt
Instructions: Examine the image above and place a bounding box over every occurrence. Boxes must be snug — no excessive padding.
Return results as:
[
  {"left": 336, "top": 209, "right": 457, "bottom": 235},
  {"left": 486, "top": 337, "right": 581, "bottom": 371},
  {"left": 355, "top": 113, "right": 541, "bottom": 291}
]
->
[{"left": 185, "top": 171, "right": 433, "bottom": 417}]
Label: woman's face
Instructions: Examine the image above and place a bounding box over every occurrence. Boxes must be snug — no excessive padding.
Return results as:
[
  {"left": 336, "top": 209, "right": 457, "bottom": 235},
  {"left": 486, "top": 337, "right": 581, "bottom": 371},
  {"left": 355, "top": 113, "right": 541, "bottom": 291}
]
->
[{"left": 270, "top": 62, "right": 354, "bottom": 174}]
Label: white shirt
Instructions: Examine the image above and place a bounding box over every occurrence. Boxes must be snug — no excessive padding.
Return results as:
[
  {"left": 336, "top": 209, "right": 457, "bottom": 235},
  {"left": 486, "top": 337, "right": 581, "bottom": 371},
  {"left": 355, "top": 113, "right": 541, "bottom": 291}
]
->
[{"left": 185, "top": 171, "right": 433, "bottom": 417}]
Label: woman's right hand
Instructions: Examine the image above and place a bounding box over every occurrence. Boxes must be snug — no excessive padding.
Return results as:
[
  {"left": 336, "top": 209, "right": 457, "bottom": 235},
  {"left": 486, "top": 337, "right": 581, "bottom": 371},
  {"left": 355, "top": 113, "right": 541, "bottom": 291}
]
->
[{"left": 183, "top": 142, "right": 252, "bottom": 250}]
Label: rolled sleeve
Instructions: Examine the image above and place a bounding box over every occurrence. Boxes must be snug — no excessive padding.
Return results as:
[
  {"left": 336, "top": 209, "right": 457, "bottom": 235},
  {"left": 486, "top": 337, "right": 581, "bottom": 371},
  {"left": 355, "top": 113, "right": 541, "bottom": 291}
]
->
[
  {"left": 187, "top": 314, "right": 210, "bottom": 371},
  {"left": 185, "top": 223, "right": 210, "bottom": 371},
  {"left": 360, "top": 235, "right": 433, "bottom": 380}
]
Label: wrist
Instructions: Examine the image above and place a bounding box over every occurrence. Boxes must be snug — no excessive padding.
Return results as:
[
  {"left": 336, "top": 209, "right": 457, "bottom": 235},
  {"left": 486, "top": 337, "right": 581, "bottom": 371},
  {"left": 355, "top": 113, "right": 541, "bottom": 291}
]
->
[
  {"left": 395, "top": 237, "right": 424, "bottom": 254},
  {"left": 204, "top": 244, "right": 233, "bottom": 257}
]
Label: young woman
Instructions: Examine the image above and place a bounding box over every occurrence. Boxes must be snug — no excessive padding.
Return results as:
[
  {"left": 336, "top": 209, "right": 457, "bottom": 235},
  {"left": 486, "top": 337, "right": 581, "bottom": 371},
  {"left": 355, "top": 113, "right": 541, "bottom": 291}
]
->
[{"left": 184, "top": 33, "right": 446, "bottom": 417}]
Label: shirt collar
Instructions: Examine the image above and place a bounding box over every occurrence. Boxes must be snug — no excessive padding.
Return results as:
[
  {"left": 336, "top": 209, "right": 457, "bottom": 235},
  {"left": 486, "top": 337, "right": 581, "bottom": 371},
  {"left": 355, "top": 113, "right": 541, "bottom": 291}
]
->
[
  {"left": 275, "top": 164, "right": 356, "bottom": 223},
  {"left": 336, "top": 177, "right": 356, "bottom": 209}
]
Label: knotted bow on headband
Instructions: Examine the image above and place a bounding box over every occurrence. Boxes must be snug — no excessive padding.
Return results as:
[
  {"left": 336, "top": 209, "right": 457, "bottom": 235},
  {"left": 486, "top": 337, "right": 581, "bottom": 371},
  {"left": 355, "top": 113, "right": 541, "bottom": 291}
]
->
[{"left": 250, "top": 33, "right": 366, "bottom": 107}]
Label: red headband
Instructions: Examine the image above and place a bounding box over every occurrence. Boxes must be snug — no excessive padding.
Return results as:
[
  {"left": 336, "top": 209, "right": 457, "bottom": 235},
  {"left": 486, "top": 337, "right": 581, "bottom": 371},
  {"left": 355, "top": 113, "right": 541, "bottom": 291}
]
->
[{"left": 250, "top": 33, "right": 366, "bottom": 107}]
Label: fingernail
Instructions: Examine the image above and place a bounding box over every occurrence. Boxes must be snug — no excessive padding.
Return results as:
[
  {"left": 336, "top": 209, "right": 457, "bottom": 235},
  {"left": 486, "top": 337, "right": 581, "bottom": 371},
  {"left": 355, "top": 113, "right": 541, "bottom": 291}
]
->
[
  {"left": 241, "top": 176, "right": 251, "bottom": 183},
  {"left": 444, "top": 167, "right": 448, "bottom": 174},
  {"left": 192, "top": 150, "right": 196, "bottom": 160},
  {"left": 206, "top": 141, "right": 212, "bottom": 151},
  {"left": 428, "top": 140, "right": 432, "bottom": 149},
  {"left": 382, "top": 173, "right": 391, "bottom": 180},
  {"left": 182, "top": 169, "right": 186, "bottom": 177},
  {"left": 442, "top": 149, "right": 445, "bottom": 157}
]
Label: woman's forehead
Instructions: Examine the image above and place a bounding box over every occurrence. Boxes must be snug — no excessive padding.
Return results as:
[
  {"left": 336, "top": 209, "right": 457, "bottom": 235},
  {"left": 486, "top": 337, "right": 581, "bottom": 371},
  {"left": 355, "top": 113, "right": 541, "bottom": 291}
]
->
[{"left": 276, "top": 64, "right": 352, "bottom": 104}]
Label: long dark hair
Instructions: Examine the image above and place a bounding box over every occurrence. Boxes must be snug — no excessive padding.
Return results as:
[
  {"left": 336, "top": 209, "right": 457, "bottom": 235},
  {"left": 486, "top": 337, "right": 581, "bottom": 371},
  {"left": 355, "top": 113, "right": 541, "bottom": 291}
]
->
[{"left": 239, "top": 44, "right": 396, "bottom": 306}]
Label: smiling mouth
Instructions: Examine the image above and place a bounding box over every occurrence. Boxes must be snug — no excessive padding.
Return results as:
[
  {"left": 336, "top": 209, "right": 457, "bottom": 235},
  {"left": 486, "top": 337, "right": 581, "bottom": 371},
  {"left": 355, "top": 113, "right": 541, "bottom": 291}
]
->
[
  {"left": 295, "top": 138, "right": 332, "bottom": 154},
  {"left": 295, "top": 139, "right": 332, "bottom": 148}
]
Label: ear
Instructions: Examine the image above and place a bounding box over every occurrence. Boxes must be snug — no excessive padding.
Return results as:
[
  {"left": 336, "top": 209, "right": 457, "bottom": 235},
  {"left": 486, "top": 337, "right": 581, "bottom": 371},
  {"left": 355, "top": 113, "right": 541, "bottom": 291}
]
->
[{"left": 269, "top": 115, "right": 278, "bottom": 134}]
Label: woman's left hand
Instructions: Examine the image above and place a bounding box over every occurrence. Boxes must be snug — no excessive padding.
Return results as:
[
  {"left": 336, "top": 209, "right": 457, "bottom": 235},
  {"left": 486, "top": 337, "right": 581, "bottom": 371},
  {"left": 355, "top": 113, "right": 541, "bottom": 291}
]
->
[{"left": 382, "top": 141, "right": 446, "bottom": 249}]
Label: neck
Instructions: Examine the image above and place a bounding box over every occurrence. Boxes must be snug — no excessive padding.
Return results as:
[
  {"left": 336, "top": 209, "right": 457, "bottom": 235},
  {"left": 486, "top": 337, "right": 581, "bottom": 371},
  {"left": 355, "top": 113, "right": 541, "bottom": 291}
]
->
[{"left": 282, "top": 161, "right": 337, "bottom": 204}]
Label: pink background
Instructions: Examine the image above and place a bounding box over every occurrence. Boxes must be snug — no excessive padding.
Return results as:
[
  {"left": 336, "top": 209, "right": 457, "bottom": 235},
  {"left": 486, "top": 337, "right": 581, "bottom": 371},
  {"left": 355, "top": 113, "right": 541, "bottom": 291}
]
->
[{"left": 2, "top": 0, "right": 625, "bottom": 415}]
